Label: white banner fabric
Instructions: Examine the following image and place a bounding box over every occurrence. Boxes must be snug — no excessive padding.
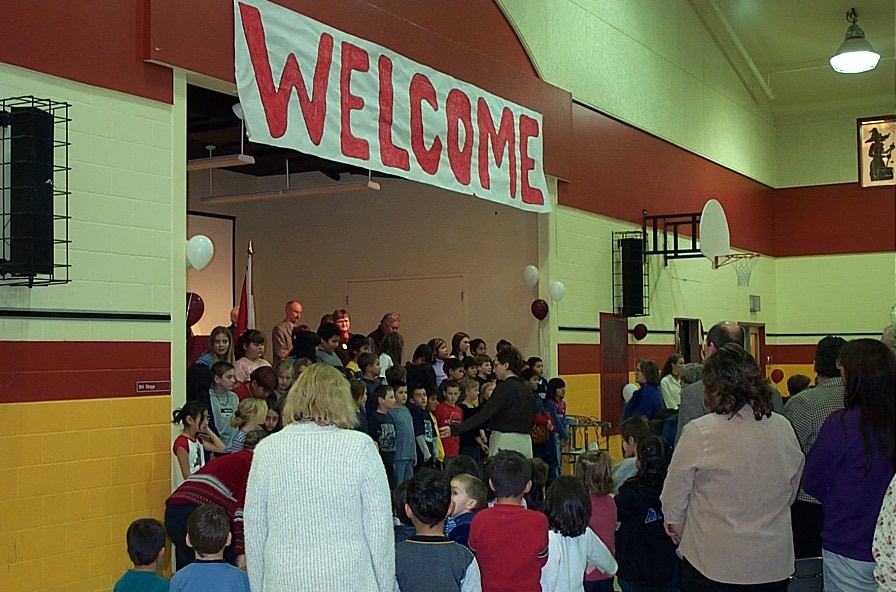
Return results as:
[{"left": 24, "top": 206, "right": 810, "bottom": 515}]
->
[{"left": 234, "top": 0, "right": 551, "bottom": 213}]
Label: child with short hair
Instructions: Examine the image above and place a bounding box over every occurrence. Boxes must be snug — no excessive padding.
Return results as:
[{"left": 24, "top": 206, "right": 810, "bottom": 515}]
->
[
  {"left": 439, "top": 358, "right": 466, "bottom": 398},
  {"left": 408, "top": 386, "right": 435, "bottom": 470},
  {"left": 458, "top": 378, "right": 488, "bottom": 462},
  {"left": 227, "top": 397, "right": 267, "bottom": 453},
  {"left": 234, "top": 329, "right": 271, "bottom": 383},
  {"left": 392, "top": 480, "right": 416, "bottom": 545},
  {"left": 786, "top": 373, "right": 811, "bottom": 397},
  {"left": 575, "top": 451, "right": 617, "bottom": 592},
  {"left": 172, "top": 401, "right": 226, "bottom": 485},
  {"left": 427, "top": 389, "right": 445, "bottom": 468},
  {"left": 436, "top": 381, "right": 464, "bottom": 459},
  {"left": 361, "top": 352, "right": 383, "bottom": 416},
  {"left": 473, "top": 356, "right": 492, "bottom": 387},
  {"left": 315, "top": 322, "right": 345, "bottom": 369},
  {"left": 169, "top": 504, "right": 249, "bottom": 592},
  {"left": 395, "top": 470, "right": 482, "bottom": 592},
  {"left": 113, "top": 518, "right": 169, "bottom": 592},
  {"left": 539, "top": 476, "right": 617, "bottom": 592},
  {"left": 614, "top": 436, "right": 676, "bottom": 592},
  {"left": 271, "top": 359, "right": 295, "bottom": 404},
  {"left": 527, "top": 357, "right": 548, "bottom": 399},
  {"left": 612, "top": 415, "right": 651, "bottom": 494},
  {"left": 463, "top": 356, "right": 480, "bottom": 380},
  {"left": 369, "top": 384, "right": 397, "bottom": 489},
  {"left": 345, "top": 333, "right": 371, "bottom": 378},
  {"left": 449, "top": 473, "right": 487, "bottom": 548},
  {"left": 209, "top": 362, "right": 240, "bottom": 452},
  {"left": 389, "top": 380, "right": 417, "bottom": 486},
  {"left": 469, "top": 450, "right": 549, "bottom": 592}
]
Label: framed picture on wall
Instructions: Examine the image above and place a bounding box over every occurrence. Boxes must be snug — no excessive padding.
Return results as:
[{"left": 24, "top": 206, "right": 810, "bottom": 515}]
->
[{"left": 857, "top": 115, "right": 896, "bottom": 188}]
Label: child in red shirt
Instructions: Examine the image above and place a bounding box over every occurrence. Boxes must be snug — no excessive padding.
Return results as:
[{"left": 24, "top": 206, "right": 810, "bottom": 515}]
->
[
  {"left": 469, "top": 450, "right": 549, "bottom": 592},
  {"left": 434, "top": 380, "right": 463, "bottom": 458}
]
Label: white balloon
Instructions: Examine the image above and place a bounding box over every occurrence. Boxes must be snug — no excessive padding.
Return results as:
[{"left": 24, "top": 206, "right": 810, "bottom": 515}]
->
[
  {"left": 186, "top": 251, "right": 192, "bottom": 270},
  {"left": 523, "top": 265, "right": 540, "bottom": 287},
  {"left": 548, "top": 281, "right": 565, "bottom": 302},
  {"left": 186, "top": 235, "right": 214, "bottom": 271}
]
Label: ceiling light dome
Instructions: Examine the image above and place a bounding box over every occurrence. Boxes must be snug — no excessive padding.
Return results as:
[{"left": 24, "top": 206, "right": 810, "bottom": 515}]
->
[{"left": 830, "top": 9, "right": 880, "bottom": 74}]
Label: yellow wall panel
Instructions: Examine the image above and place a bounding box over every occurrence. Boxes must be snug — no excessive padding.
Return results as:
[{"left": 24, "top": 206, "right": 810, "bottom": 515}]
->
[{"left": 1, "top": 396, "right": 170, "bottom": 591}]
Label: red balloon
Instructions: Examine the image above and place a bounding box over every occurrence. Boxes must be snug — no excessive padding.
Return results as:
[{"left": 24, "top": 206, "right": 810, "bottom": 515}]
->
[
  {"left": 531, "top": 298, "right": 549, "bottom": 321},
  {"left": 186, "top": 292, "right": 205, "bottom": 327},
  {"left": 632, "top": 323, "right": 648, "bottom": 340},
  {"left": 771, "top": 369, "right": 784, "bottom": 384}
]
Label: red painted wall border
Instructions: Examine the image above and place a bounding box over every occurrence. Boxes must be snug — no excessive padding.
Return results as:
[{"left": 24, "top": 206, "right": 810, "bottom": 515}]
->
[
  {"left": 559, "top": 342, "right": 822, "bottom": 374},
  {"left": 0, "top": 341, "right": 171, "bottom": 404}
]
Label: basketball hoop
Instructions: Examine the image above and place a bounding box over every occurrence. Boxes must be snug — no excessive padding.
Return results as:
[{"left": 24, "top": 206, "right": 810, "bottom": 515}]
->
[{"left": 714, "top": 253, "right": 760, "bottom": 286}]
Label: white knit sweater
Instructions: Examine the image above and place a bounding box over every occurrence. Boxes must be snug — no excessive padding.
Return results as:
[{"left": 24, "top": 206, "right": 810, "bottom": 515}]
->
[{"left": 245, "top": 422, "right": 394, "bottom": 591}]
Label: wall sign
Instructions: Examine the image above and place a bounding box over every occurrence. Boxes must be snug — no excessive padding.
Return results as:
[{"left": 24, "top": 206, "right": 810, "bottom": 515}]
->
[
  {"left": 234, "top": 0, "right": 551, "bottom": 213},
  {"left": 136, "top": 380, "right": 171, "bottom": 394}
]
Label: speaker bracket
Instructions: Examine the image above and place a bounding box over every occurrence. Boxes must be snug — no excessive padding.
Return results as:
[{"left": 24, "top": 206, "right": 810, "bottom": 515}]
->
[
  {"left": 641, "top": 209, "right": 704, "bottom": 266},
  {"left": 0, "top": 96, "right": 71, "bottom": 287}
]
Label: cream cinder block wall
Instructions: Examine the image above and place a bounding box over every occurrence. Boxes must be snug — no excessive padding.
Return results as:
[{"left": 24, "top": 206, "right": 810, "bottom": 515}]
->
[
  {"left": 776, "top": 97, "right": 896, "bottom": 187},
  {"left": 0, "top": 63, "right": 180, "bottom": 343},
  {"left": 497, "top": 0, "right": 777, "bottom": 186},
  {"left": 553, "top": 205, "right": 776, "bottom": 344},
  {"left": 773, "top": 253, "right": 896, "bottom": 341},
  {"left": 188, "top": 171, "right": 541, "bottom": 359}
]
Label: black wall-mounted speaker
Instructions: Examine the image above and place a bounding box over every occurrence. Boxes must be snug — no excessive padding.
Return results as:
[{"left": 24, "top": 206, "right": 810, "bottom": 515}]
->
[
  {"left": 620, "top": 237, "right": 644, "bottom": 317},
  {"left": 9, "top": 106, "right": 54, "bottom": 276}
]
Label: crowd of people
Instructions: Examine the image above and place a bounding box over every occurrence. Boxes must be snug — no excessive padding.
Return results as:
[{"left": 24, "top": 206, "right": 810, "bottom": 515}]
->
[{"left": 112, "top": 306, "right": 896, "bottom": 592}]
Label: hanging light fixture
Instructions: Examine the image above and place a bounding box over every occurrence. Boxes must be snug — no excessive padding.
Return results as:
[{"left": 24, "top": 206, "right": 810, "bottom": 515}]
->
[{"left": 830, "top": 8, "right": 880, "bottom": 74}]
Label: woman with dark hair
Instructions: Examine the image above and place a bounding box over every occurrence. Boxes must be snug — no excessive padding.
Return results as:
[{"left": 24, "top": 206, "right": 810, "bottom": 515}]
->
[
  {"left": 332, "top": 309, "right": 353, "bottom": 365},
  {"left": 803, "top": 338, "right": 896, "bottom": 591},
  {"left": 661, "top": 344, "right": 804, "bottom": 591},
  {"left": 442, "top": 346, "right": 535, "bottom": 458},
  {"left": 450, "top": 332, "right": 471, "bottom": 359},
  {"left": 659, "top": 354, "right": 684, "bottom": 409},
  {"left": 622, "top": 359, "right": 665, "bottom": 421}
]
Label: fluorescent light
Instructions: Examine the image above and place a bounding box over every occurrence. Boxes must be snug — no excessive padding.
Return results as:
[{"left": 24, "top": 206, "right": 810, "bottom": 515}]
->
[
  {"left": 186, "top": 153, "right": 256, "bottom": 171},
  {"left": 200, "top": 180, "right": 381, "bottom": 204}
]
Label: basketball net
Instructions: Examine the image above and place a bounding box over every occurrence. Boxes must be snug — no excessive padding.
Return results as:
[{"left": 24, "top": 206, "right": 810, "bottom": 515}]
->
[{"left": 714, "top": 253, "right": 760, "bottom": 286}]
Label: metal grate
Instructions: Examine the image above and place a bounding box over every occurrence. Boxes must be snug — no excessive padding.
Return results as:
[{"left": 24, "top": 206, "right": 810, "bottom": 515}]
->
[
  {"left": 612, "top": 230, "right": 649, "bottom": 317},
  {"left": 0, "top": 96, "right": 71, "bottom": 287}
]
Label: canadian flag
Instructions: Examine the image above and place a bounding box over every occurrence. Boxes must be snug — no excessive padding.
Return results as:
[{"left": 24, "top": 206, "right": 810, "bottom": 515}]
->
[{"left": 235, "top": 242, "right": 255, "bottom": 339}]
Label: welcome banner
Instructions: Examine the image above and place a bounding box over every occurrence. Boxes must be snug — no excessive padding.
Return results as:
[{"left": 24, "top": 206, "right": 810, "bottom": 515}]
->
[{"left": 234, "top": 0, "right": 551, "bottom": 213}]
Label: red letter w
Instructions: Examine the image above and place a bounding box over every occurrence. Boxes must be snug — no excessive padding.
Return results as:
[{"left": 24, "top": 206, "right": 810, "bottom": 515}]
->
[{"left": 238, "top": 3, "right": 333, "bottom": 143}]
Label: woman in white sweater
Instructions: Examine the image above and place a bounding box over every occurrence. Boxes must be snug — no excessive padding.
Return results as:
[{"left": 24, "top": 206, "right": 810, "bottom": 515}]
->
[{"left": 245, "top": 363, "right": 394, "bottom": 591}]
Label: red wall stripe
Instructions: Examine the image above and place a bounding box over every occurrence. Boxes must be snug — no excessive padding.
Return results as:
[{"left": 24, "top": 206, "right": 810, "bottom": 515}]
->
[
  {"left": 773, "top": 183, "right": 895, "bottom": 256},
  {"left": 0, "top": 341, "right": 171, "bottom": 404},
  {"left": 0, "top": 1, "right": 172, "bottom": 103},
  {"left": 558, "top": 343, "right": 601, "bottom": 375},
  {"left": 766, "top": 344, "right": 818, "bottom": 366},
  {"left": 563, "top": 104, "right": 778, "bottom": 256},
  {"left": 559, "top": 343, "right": 821, "bottom": 374}
]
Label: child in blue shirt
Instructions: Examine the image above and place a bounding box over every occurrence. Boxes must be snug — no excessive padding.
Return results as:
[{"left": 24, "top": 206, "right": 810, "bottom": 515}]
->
[
  {"left": 113, "top": 518, "right": 169, "bottom": 592},
  {"left": 170, "top": 505, "right": 249, "bottom": 592}
]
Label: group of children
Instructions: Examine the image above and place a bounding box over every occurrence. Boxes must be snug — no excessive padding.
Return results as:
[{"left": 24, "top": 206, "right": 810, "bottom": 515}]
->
[{"left": 116, "top": 507, "right": 248, "bottom": 592}]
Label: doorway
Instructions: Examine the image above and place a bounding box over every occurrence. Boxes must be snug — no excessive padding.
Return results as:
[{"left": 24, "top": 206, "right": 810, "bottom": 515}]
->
[
  {"left": 675, "top": 318, "right": 703, "bottom": 363},
  {"left": 600, "top": 313, "right": 629, "bottom": 433}
]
